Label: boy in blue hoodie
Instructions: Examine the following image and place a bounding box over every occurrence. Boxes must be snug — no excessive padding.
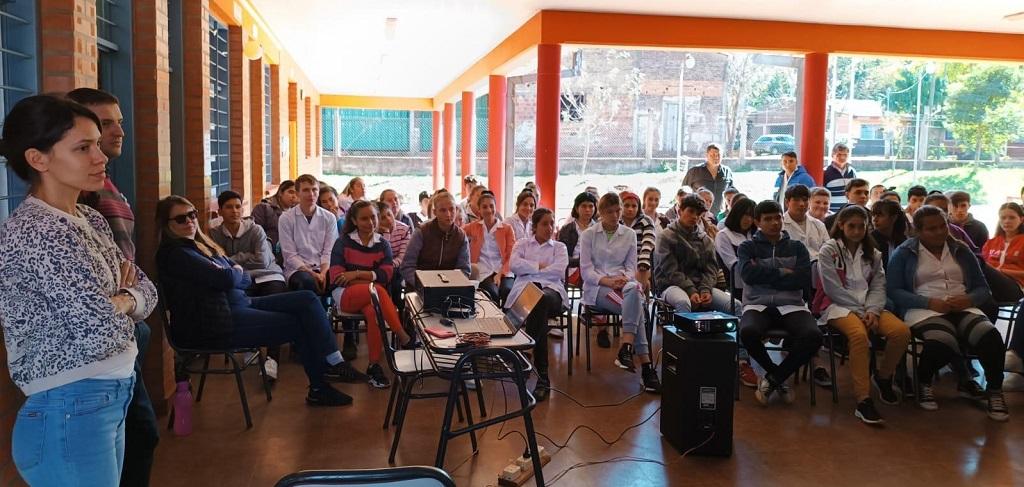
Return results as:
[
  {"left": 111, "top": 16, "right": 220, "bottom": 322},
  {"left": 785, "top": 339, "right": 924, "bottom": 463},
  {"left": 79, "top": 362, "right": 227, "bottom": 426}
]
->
[
  {"left": 737, "top": 200, "right": 821, "bottom": 405},
  {"left": 772, "top": 152, "right": 815, "bottom": 205}
]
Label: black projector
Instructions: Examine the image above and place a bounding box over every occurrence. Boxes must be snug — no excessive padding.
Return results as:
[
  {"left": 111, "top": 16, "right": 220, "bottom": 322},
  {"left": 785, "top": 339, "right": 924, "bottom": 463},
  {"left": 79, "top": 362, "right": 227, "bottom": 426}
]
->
[{"left": 672, "top": 311, "right": 739, "bottom": 335}]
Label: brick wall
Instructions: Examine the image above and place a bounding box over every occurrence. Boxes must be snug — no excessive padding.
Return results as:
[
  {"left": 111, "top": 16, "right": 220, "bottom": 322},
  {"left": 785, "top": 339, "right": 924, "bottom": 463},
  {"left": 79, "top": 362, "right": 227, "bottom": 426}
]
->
[
  {"left": 304, "top": 96, "right": 312, "bottom": 159},
  {"left": 270, "top": 64, "right": 283, "bottom": 183},
  {"left": 250, "top": 59, "right": 266, "bottom": 198},
  {"left": 228, "top": 25, "right": 252, "bottom": 209},
  {"left": 39, "top": 0, "right": 98, "bottom": 92},
  {"left": 182, "top": 0, "right": 212, "bottom": 223}
]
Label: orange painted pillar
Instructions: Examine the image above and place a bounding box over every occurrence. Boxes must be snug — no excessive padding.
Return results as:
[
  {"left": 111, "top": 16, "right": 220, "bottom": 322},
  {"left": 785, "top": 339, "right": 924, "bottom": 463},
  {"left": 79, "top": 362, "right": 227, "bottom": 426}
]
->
[
  {"left": 535, "top": 43, "right": 561, "bottom": 210},
  {"left": 800, "top": 52, "right": 829, "bottom": 184},
  {"left": 461, "top": 91, "right": 476, "bottom": 192},
  {"left": 431, "top": 110, "right": 442, "bottom": 190},
  {"left": 488, "top": 75, "right": 507, "bottom": 211},
  {"left": 443, "top": 102, "right": 456, "bottom": 192}
]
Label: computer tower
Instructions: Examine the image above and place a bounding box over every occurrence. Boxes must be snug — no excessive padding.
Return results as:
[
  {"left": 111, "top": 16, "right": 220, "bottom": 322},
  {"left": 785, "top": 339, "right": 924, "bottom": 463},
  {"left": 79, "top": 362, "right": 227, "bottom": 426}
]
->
[{"left": 660, "top": 325, "right": 736, "bottom": 457}]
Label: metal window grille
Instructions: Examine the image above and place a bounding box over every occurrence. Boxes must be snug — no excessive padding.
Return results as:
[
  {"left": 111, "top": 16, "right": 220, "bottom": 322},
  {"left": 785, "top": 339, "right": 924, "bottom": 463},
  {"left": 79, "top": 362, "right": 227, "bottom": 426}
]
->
[
  {"left": 208, "top": 16, "right": 230, "bottom": 198},
  {"left": 264, "top": 63, "right": 272, "bottom": 185},
  {"left": 0, "top": 1, "right": 37, "bottom": 222}
]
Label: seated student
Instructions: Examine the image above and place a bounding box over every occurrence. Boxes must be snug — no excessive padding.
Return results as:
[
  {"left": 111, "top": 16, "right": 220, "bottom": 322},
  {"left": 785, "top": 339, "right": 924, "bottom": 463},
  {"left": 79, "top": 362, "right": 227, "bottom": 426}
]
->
[
  {"left": 905, "top": 185, "right": 927, "bottom": 223},
  {"left": 772, "top": 151, "right": 815, "bottom": 205},
  {"left": 252, "top": 180, "right": 298, "bottom": 262},
  {"left": 824, "top": 178, "right": 870, "bottom": 231},
  {"left": 696, "top": 188, "right": 717, "bottom": 223},
  {"left": 620, "top": 191, "right": 657, "bottom": 292},
  {"left": 459, "top": 174, "right": 480, "bottom": 217},
  {"left": 664, "top": 187, "right": 690, "bottom": 222},
  {"left": 318, "top": 184, "right": 345, "bottom": 232},
  {"left": 409, "top": 190, "right": 430, "bottom": 229},
  {"left": 279, "top": 174, "right": 339, "bottom": 294},
  {"left": 881, "top": 191, "right": 901, "bottom": 204},
  {"left": 379, "top": 189, "right": 415, "bottom": 229},
  {"left": 887, "top": 206, "right": 1008, "bottom": 421},
  {"left": 504, "top": 190, "right": 537, "bottom": 240},
  {"left": 465, "top": 190, "right": 515, "bottom": 304},
  {"left": 330, "top": 201, "right": 414, "bottom": 389},
  {"left": 949, "top": 191, "right": 990, "bottom": 248},
  {"left": 714, "top": 196, "right": 757, "bottom": 279},
  {"left": 738, "top": 200, "right": 821, "bottom": 405},
  {"left": 508, "top": 208, "right": 569, "bottom": 401},
  {"left": 808, "top": 186, "right": 833, "bottom": 223},
  {"left": 870, "top": 199, "right": 909, "bottom": 270},
  {"left": 339, "top": 176, "right": 366, "bottom": 213},
  {"left": 923, "top": 193, "right": 978, "bottom": 250},
  {"left": 558, "top": 191, "right": 598, "bottom": 288},
  {"left": 717, "top": 187, "right": 741, "bottom": 223},
  {"left": 641, "top": 187, "right": 671, "bottom": 231},
  {"left": 868, "top": 184, "right": 886, "bottom": 208},
  {"left": 400, "top": 191, "right": 471, "bottom": 288},
  {"left": 375, "top": 200, "right": 411, "bottom": 312},
  {"left": 462, "top": 184, "right": 487, "bottom": 224},
  {"left": 654, "top": 195, "right": 737, "bottom": 314},
  {"left": 818, "top": 206, "right": 910, "bottom": 424},
  {"left": 580, "top": 192, "right": 661, "bottom": 392},
  {"left": 981, "top": 203, "right": 1024, "bottom": 390},
  {"left": 782, "top": 184, "right": 829, "bottom": 261},
  {"left": 156, "top": 195, "right": 365, "bottom": 407}
]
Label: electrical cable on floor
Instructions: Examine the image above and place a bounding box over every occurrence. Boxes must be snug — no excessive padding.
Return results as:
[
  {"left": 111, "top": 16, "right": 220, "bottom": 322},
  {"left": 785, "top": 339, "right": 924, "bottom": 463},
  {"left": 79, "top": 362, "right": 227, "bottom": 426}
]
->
[
  {"left": 446, "top": 375, "right": 506, "bottom": 475},
  {"left": 545, "top": 431, "right": 717, "bottom": 486}
]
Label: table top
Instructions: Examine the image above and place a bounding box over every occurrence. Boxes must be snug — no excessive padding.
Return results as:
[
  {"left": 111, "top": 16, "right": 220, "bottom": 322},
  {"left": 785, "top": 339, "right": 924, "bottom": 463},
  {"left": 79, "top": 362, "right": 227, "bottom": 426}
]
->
[{"left": 405, "top": 291, "right": 535, "bottom": 354}]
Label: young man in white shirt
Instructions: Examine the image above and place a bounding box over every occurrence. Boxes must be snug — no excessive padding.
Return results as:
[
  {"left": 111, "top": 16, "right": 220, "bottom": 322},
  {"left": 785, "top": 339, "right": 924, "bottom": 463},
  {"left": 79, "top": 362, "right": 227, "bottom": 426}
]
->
[
  {"left": 783, "top": 185, "right": 829, "bottom": 261},
  {"left": 279, "top": 174, "right": 339, "bottom": 294}
]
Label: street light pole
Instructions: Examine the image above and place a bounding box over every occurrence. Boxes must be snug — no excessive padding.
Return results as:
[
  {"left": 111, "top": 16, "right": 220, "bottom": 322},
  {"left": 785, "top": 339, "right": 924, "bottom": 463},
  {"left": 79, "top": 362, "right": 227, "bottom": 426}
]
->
[
  {"left": 913, "top": 69, "right": 924, "bottom": 183},
  {"left": 676, "top": 53, "right": 695, "bottom": 173}
]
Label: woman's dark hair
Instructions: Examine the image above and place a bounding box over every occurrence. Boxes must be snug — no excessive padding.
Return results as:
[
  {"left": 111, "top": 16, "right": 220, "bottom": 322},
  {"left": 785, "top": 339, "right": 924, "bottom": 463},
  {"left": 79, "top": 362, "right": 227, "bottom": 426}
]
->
[
  {"left": 275, "top": 180, "right": 295, "bottom": 196},
  {"left": 156, "top": 195, "right": 224, "bottom": 257},
  {"left": 571, "top": 191, "right": 598, "bottom": 219},
  {"left": 724, "top": 197, "right": 757, "bottom": 234},
  {"left": 996, "top": 202, "right": 1024, "bottom": 238},
  {"left": 531, "top": 207, "right": 553, "bottom": 229},
  {"left": 679, "top": 194, "right": 707, "bottom": 214},
  {"left": 871, "top": 199, "right": 908, "bottom": 244},
  {"left": 830, "top": 205, "right": 877, "bottom": 262},
  {"left": 373, "top": 200, "right": 393, "bottom": 216},
  {"left": 516, "top": 190, "right": 537, "bottom": 209},
  {"left": 476, "top": 189, "right": 496, "bottom": 208},
  {"left": 912, "top": 205, "right": 947, "bottom": 232},
  {"left": 341, "top": 200, "right": 376, "bottom": 235},
  {"left": 0, "top": 95, "right": 102, "bottom": 184}
]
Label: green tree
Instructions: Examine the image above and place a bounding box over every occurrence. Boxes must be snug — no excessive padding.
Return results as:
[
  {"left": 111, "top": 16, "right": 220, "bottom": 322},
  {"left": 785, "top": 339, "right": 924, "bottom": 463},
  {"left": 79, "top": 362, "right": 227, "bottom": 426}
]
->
[{"left": 943, "top": 66, "right": 1024, "bottom": 163}]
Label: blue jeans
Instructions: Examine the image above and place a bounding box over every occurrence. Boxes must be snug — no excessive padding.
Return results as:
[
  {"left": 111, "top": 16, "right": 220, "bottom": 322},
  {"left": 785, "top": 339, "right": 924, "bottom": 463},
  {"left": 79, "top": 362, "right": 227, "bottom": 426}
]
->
[
  {"left": 595, "top": 282, "right": 650, "bottom": 356},
  {"left": 288, "top": 270, "right": 319, "bottom": 293},
  {"left": 231, "top": 290, "right": 337, "bottom": 388},
  {"left": 13, "top": 376, "right": 135, "bottom": 486}
]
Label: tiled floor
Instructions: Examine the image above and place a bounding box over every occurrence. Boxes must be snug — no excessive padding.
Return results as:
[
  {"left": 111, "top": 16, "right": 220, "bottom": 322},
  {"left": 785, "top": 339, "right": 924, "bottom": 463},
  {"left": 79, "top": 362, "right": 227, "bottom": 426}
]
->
[{"left": 150, "top": 329, "right": 1022, "bottom": 486}]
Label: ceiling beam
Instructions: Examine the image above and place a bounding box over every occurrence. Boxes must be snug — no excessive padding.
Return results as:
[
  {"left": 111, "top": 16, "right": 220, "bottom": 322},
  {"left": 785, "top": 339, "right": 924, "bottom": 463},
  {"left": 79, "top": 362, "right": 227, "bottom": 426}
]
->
[{"left": 320, "top": 95, "right": 435, "bottom": 111}]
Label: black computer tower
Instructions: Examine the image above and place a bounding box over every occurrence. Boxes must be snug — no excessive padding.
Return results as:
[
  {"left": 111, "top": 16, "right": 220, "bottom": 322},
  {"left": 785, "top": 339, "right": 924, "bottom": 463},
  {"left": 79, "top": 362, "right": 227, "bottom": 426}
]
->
[{"left": 660, "top": 325, "right": 736, "bottom": 457}]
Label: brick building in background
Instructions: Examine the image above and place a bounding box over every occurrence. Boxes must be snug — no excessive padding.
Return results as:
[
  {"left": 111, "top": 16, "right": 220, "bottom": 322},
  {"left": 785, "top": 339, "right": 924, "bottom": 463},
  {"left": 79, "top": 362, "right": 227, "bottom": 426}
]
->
[{"left": 0, "top": 1, "right": 324, "bottom": 483}]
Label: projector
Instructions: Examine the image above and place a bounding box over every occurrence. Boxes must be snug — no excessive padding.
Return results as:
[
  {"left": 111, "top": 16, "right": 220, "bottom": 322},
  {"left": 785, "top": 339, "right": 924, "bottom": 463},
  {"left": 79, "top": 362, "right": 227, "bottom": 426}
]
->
[{"left": 673, "top": 311, "right": 738, "bottom": 335}]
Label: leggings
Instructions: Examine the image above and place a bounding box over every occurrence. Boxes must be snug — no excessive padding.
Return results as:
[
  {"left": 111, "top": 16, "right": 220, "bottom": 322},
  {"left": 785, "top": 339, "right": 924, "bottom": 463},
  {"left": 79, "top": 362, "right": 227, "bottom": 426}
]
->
[
  {"left": 829, "top": 311, "right": 910, "bottom": 401},
  {"left": 913, "top": 311, "right": 1005, "bottom": 390},
  {"left": 338, "top": 283, "right": 404, "bottom": 364}
]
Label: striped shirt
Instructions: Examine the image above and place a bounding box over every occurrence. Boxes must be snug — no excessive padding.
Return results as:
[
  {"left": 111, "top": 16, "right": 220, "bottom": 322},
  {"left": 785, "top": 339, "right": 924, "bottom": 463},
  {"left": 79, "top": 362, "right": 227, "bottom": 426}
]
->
[
  {"left": 623, "top": 214, "right": 657, "bottom": 271},
  {"left": 381, "top": 220, "right": 411, "bottom": 267},
  {"left": 822, "top": 163, "right": 857, "bottom": 213},
  {"left": 328, "top": 230, "right": 395, "bottom": 302}
]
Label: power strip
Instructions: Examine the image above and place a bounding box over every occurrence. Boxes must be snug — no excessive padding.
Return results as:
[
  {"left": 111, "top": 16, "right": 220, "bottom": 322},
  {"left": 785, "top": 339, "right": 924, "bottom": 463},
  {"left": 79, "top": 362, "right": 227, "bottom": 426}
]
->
[{"left": 497, "top": 446, "right": 552, "bottom": 487}]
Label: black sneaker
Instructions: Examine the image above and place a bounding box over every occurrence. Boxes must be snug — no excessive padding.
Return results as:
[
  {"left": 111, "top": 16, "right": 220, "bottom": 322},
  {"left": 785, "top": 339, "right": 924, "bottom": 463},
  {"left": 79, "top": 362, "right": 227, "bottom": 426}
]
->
[
  {"left": 597, "top": 330, "right": 611, "bottom": 348},
  {"left": 919, "top": 383, "right": 938, "bottom": 411},
  {"left": 641, "top": 366, "right": 662, "bottom": 393},
  {"left": 367, "top": 363, "right": 391, "bottom": 389},
  {"left": 958, "top": 380, "right": 985, "bottom": 402},
  {"left": 615, "top": 343, "right": 635, "bottom": 371},
  {"left": 306, "top": 383, "right": 353, "bottom": 407},
  {"left": 872, "top": 375, "right": 901, "bottom": 405},
  {"left": 855, "top": 398, "right": 885, "bottom": 425},
  {"left": 987, "top": 390, "right": 1009, "bottom": 422},
  {"left": 533, "top": 377, "right": 550, "bottom": 402},
  {"left": 342, "top": 339, "right": 358, "bottom": 361},
  {"left": 812, "top": 367, "right": 832, "bottom": 388},
  {"left": 324, "top": 361, "right": 369, "bottom": 383}
]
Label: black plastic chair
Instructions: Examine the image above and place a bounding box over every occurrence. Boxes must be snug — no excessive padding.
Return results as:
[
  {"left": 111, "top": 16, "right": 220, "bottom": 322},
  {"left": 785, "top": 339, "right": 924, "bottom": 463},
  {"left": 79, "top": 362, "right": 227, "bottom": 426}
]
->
[
  {"left": 577, "top": 304, "right": 623, "bottom": 372},
  {"left": 157, "top": 289, "right": 272, "bottom": 430},
  {"left": 275, "top": 466, "right": 455, "bottom": 487}
]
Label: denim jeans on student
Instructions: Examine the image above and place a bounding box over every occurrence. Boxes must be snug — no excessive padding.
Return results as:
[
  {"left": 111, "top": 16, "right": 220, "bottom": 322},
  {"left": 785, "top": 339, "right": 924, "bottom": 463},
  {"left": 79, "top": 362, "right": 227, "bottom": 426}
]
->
[
  {"left": 231, "top": 290, "right": 338, "bottom": 388},
  {"left": 13, "top": 375, "right": 135, "bottom": 487},
  {"left": 594, "top": 281, "right": 649, "bottom": 356}
]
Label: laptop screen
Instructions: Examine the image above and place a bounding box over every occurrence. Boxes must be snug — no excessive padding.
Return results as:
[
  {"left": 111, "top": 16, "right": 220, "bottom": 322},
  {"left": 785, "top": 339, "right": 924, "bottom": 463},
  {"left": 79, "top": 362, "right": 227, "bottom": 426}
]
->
[{"left": 505, "top": 284, "right": 543, "bottom": 328}]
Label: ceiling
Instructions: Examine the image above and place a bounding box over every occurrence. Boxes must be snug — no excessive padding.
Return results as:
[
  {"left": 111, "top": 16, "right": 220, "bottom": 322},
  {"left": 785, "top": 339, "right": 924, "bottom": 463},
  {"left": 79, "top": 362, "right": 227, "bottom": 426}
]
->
[{"left": 250, "top": 0, "right": 1024, "bottom": 98}]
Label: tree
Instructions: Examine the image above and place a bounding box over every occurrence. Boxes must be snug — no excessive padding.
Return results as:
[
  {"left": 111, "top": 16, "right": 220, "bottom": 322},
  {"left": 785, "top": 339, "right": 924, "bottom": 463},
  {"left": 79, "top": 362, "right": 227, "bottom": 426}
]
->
[
  {"left": 944, "top": 65, "right": 1024, "bottom": 163},
  {"left": 560, "top": 49, "right": 645, "bottom": 175}
]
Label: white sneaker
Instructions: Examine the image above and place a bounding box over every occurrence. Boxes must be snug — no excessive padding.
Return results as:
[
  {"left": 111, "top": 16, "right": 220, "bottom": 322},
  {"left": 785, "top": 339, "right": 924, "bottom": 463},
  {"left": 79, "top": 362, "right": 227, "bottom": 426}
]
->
[
  {"left": 548, "top": 328, "right": 564, "bottom": 338},
  {"left": 919, "top": 384, "right": 939, "bottom": 411},
  {"left": 1003, "top": 371, "right": 1024, "bottom": 392},
  {"left": 264, "top": 357, "right": 279, "bottom": 381},
  {"left": 1006, "top": 350, "right": 1024, "bottom": 374}
]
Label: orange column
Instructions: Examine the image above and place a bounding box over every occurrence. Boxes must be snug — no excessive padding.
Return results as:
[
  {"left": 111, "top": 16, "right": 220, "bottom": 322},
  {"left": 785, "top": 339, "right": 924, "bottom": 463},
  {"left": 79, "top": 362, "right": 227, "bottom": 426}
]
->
[
  {"left": 443, "top": 102, "right": 456, "bottom": 191},
  {"left": 800, "top": 52, "right": 829, "bottom": 184},
  {"left": 432, "top": 110, "right": 442, "bottom": 190},
  {"left": 488, "top": 75, "right": 507, "bottom": 211},
  {"left": 461, "top": 91, "right": 476, "bottom": 192},
  {"left": 535, "top": 44, "right": 561, "bottom": 210}
]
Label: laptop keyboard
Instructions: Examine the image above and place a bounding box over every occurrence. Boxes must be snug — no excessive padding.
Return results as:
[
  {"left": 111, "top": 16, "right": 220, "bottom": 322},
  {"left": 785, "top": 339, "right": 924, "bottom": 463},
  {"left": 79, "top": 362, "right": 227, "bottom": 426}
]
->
[{"left": 473, "top": 317, "right": 510, "bottom": 334}]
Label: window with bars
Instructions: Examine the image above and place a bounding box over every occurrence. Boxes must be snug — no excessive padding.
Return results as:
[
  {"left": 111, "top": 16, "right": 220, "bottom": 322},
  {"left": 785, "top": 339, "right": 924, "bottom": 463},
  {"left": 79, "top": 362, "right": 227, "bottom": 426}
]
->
[
  {"left": 0, "top": 1, "right": 38, "bottom": 223},
  {"left": 264, "top": 64, "right": 272, "bottom": 186},
  {"left": 208, "top": 16, "right": 230, "bottom": 198}
]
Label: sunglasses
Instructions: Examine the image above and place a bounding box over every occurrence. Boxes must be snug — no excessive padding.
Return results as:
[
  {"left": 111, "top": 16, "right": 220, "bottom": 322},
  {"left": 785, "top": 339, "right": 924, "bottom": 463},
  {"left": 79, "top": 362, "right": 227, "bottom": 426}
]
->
[{"left": 170, "top": 210, "right": 198, "bottom": 224}]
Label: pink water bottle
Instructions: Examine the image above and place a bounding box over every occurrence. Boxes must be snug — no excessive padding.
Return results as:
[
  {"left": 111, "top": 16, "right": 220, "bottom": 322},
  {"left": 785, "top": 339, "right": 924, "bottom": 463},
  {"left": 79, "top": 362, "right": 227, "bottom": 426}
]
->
[{"left": 172, "top": 380, "right": 193, "bottom": 436}]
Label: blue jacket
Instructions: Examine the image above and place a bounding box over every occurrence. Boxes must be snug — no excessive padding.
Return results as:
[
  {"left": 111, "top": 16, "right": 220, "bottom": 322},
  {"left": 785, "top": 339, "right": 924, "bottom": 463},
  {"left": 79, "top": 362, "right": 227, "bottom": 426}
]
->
[
  {"left": 737, "top": 230, "right": 811, "bottom": 308},
  {"left": 885, "top": 236, "right": 991, "bottom": 319},
  {"left": 772, "top": 165, "right": 816, "bottom": 201}
]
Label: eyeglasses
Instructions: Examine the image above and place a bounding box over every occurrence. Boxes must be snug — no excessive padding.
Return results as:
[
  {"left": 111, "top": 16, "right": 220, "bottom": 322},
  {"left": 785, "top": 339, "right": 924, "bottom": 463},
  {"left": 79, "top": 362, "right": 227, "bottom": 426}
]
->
[{"left": 170, "top": 210, "right": 198, "bottom": 224}]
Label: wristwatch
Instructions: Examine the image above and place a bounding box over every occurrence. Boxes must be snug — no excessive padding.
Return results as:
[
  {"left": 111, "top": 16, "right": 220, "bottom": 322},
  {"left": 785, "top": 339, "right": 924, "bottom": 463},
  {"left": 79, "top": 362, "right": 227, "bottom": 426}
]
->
[{"left": 117, "top": 289, "right": 137, "bottom": 314}]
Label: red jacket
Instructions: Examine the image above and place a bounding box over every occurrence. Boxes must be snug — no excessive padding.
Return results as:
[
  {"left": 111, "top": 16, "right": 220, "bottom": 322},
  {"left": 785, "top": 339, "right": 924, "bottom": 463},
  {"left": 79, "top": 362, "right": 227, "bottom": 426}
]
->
[
  {"left": 464, "top": 220, "right": 516, "bottom": 277},
  {"left": 982, "top": 234, "right": 1024, "bottom": 286}
]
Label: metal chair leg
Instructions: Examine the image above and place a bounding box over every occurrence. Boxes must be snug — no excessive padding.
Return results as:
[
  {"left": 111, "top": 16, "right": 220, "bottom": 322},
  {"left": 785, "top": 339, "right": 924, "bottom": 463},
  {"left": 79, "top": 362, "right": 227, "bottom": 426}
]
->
[
  {"left": 827, "top": 330, "right": 839, "bottom": 404},
  {"left": 383, "top": 375, "right": 400, "bottom": 429},
  {"left": 434, "top": 378, "right": 462, "bottom": 468},
  {"left": 388, "top": 379, "right": 415, "bottom": 464},
  {"left": 196, "top": 354, "right": 211, "bottom": 402},
  {"left": 514, "top": 366, "right": 545, "bottom": 487},
  {"left": 257, "top": 350, "right": 272, "bottom": 401},
  {"left": 567, "top": 311, "right": 574, "bottom": 376},
  {"left": 459, "top": 381, "right": 479, "bottom": 453},
  {"left": 227, "top": 354, "right": 253, "bottom": 429}
]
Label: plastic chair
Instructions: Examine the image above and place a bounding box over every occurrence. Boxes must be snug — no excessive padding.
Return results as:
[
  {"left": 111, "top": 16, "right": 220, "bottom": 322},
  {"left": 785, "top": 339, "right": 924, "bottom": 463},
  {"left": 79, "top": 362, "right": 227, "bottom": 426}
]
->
[{"left": 275, "top": 466, "right": 455, "bottom": 487}]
